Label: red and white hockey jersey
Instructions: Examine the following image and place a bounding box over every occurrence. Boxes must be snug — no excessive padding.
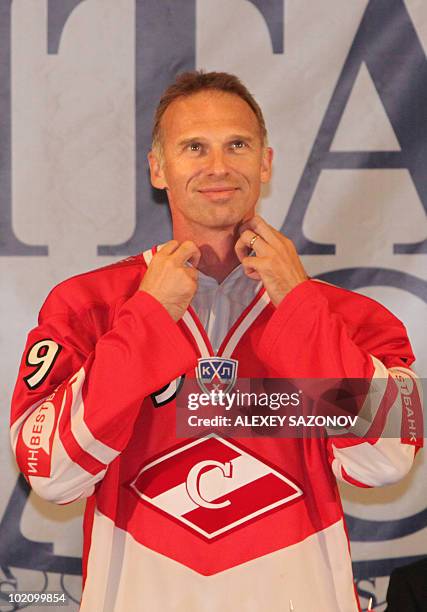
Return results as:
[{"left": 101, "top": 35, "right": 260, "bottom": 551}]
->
[{"left": 10, "top": 247, "right": 423, "bottom": 612}]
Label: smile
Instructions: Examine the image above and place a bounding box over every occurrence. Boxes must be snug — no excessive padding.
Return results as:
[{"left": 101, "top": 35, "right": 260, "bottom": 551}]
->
[{"left": 197, "top": 187, "right": 239, "bottom": 199}]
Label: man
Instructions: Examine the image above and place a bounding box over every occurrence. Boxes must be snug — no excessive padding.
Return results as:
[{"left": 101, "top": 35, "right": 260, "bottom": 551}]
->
[
  {"left": 10, "top": 71, "right": 422, "bottom": 611},
  {"left": 385, "top": 558, "right": 427, "bottom": 611}
]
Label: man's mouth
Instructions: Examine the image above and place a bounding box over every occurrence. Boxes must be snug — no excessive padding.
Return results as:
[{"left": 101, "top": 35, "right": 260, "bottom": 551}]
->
[{"left": 197, "top": 186, "right": 239, "bottom": 199}]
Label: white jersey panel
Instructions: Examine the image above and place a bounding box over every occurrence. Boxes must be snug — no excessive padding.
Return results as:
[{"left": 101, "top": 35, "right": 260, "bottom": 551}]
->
[{"left": 81, "top": 509, "right": 359, "bottom": 612}]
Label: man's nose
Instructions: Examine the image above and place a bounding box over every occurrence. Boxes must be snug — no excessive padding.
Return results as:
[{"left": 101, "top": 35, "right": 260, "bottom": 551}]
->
[{"left": 206, "top": 148, "right": 228, "bottom": 176}]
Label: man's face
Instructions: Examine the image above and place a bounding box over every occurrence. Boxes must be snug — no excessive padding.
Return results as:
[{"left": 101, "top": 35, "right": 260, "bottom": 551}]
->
[{"left": 148, "top": 90, "right": 273, "bottom": 230}]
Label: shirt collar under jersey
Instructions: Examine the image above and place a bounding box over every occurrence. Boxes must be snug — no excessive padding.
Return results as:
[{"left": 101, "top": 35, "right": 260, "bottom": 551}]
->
[
  {"left": 154, "top": 242, "right": 260, "bottom": 303},
  {"left": 188, "top": 260, "right": 260, "bottom": 301}
]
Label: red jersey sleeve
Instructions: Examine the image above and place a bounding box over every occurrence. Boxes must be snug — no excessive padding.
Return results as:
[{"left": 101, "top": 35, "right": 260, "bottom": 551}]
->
[
  {"left": 257, "top": 280, "right": 423, "bottom": 488},
  {"left": 10, "top": 288, "right": 197, "bottom": 504}
]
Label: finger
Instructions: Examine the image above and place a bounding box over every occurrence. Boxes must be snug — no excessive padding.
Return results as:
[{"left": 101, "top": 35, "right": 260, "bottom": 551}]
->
[
  {"left": 235, "top": 235, "right": 251, "bottom": 263},
  {"left": 157, "top": 240, "right": 180, "bottom": 256},
  {"left": 241, "top": 255, "right": 268, "bottom": 272},
  {"left": 236, "top": 229, "right": 270, "bottom": 260},
  {"left": 244, "top": 270, "right": 262, "bottom": 280},
  {"left": 239, "top": 215, "right": 283, "bottom": 250},
  {"left": 238, "top": 215, "right": 269, "bottom": 236},
  {"left": 173, "top": 240, "right": 201, "bottom": 266},
  {"left": 242, "top": 266, "right": 262, "bottom": 280},
  {"left": 241, "top": 255, "right": 268, "bottom": 280},
  {"left": 242, "top": 257, "right": 262, "bottom": 280},
  {"left": 188, "top": 248, "right": 201, "bottom": 268},
  {"left": 186, "top": 267, "right": 199, "bottom": 282}
]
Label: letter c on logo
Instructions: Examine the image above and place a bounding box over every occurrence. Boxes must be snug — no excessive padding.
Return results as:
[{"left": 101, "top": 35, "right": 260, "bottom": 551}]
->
[{"left": 186, "top": 460, "right": 233, "bottom": 509}]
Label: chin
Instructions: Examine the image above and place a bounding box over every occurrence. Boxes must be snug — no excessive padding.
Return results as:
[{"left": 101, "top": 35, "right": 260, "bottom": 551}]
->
[{"left": 199, "top": 212, "right": 246, "bottom": 230}]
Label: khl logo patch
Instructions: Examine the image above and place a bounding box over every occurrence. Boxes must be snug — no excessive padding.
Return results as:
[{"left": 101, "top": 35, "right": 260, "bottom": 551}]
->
[{"left": 196, "top": 357, "right": 238, "bottom": 394}]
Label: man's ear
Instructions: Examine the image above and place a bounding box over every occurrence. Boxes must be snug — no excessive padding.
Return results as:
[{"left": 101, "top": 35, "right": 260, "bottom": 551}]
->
[
  {"left": 148, "top": 150, "right": 167, "bottom": 189},
  {"left": 260, "top": 146, "right": 273, "bottom": 183}
]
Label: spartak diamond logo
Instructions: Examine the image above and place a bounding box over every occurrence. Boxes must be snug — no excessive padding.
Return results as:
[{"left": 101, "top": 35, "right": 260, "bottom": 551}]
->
[{"left": 130, "top": 435, "right": 303, "bottom": 540}]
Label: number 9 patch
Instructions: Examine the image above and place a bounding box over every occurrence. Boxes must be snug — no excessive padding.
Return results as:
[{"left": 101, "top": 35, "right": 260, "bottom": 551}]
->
[{"left": 24, "top": 339, "right": 62, "bottom": 389}]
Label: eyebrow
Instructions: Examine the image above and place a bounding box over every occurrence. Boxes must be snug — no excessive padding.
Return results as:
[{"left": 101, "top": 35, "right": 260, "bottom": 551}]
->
[
  {"left": 176, "top": 134, "right": 256, "bottom": 147},
  {"left": 176, "top": 137, "right": 206, "bottom": 148}
]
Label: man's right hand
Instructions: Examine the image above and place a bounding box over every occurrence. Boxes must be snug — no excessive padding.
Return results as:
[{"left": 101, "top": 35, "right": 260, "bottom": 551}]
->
[{"left": 139, "top": 240, "right": 200, "bottom": 321}]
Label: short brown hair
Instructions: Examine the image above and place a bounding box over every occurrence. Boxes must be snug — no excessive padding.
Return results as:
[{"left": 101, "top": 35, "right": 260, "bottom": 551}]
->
[{"left": 152, "top": 71, "right": 267, "bottom": 152}]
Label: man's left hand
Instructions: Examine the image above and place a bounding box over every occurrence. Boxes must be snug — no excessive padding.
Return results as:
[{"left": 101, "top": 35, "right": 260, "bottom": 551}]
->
[{"left": 235, "top": 215, "right": 308, "bottom": 307}]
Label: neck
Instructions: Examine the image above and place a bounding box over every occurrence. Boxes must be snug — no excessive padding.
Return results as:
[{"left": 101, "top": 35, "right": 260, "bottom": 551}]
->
[{"left": 173, "top": 223, "right": 241, "bottom": 283}]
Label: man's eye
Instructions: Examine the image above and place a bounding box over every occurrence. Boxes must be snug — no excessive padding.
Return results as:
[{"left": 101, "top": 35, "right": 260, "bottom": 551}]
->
[
  {"left": 189, "top": 142, "right": 202, "bottom": 152},
  {"left": 231, "top": 141, "right": 247, "bottom": 150}
]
